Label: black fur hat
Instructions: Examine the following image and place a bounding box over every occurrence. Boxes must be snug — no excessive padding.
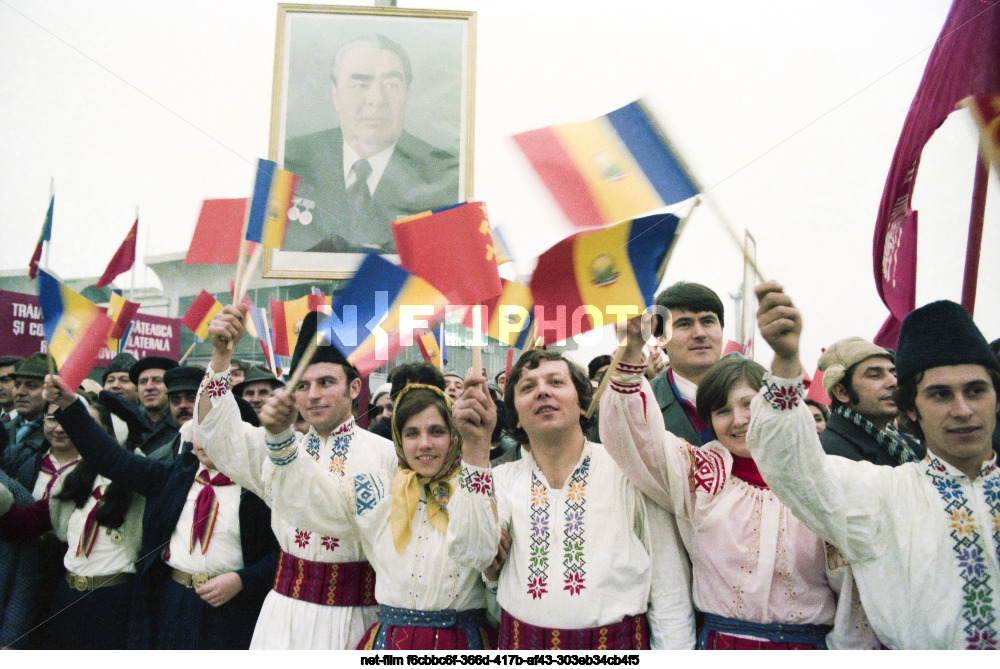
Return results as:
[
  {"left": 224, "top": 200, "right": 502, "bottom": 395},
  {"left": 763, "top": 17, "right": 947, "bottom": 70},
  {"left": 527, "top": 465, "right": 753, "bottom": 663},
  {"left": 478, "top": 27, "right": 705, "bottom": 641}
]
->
[{"left": 896, "top": 300, "right": 1000, "bottom": 384}]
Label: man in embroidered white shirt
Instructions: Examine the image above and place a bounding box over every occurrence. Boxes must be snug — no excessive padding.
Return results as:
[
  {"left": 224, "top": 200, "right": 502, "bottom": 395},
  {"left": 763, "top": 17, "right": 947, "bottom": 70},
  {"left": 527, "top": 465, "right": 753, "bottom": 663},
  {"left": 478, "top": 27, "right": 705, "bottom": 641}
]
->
[
  {"left": 748, "top": 281, "right": 1000, "bottom": 649},
  {"left": 451, "top": 349, "right": 695, "bottom": 650},
  {"left": 194, "top": 306, "right": 395, "bottom": 649}
]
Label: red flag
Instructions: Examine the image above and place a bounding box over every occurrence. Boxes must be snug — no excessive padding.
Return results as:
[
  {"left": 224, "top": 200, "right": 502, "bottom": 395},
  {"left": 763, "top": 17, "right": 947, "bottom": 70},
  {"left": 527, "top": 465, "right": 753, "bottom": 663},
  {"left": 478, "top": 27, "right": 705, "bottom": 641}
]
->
[
  {"left": 96, "top": 219, "right": 137, "bottom": 288},
  {"left": 872, "top": 0, "right": 1000, "bottom": 346},
  {"left": 184, "top": 198, "right": 253, "bottom": 265},
  {"left": 806, "top": 368, "right": 831, "bottom": 406},
  {"left": 392, "top": 202, "right": 502, "bottom": 305}
]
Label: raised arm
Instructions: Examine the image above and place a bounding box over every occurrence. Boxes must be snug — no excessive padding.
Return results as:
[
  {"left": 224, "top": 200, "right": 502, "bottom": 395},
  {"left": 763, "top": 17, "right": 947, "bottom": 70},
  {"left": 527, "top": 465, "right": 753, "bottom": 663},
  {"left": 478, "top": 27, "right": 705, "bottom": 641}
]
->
[
  {"left": 44, "top": 375, "right": 170, "bottom": 497},
  {"left": 194, "top": 305, "right": 271, "bottom": 497},
  {"left": 599, "top": 316, "right": 692, "bottom": 512},
  {"left": 748, "top": 281, "right": 891, "bottom": 564},
  {"left": 449, "top": 370, "right": 502, "bottom": 571}
]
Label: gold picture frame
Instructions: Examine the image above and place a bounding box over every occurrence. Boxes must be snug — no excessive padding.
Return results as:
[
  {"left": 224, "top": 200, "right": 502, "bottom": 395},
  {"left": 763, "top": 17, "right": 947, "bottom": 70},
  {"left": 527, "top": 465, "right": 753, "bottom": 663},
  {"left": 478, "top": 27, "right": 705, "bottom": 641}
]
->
[{"left": 263, "top": 3, "right": 476, "bottom": 279}]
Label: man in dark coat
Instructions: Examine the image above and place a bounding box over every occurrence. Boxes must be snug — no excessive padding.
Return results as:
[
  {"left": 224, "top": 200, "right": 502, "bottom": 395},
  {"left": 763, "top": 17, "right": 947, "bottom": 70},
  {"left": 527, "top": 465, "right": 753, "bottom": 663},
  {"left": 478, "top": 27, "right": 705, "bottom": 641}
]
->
[
  {"left": 818, "top": 337, "right": 924, "bottom": 466},
  {"left": 46, "top": 374, "right": 279, "bottom": 650}
]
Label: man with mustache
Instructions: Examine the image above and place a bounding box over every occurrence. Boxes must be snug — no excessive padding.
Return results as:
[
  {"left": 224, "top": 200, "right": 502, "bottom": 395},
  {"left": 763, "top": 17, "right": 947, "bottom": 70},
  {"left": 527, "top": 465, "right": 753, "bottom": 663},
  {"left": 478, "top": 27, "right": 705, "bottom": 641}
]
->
[
  {"left": 144, "top": 366, "right": 202, "bottom": 463},
  {"left": 818, "top": 337, "right": 924, "bottom": 466},
  {"left": 283, "top": 34, "right": 459, "bottom": 254}
]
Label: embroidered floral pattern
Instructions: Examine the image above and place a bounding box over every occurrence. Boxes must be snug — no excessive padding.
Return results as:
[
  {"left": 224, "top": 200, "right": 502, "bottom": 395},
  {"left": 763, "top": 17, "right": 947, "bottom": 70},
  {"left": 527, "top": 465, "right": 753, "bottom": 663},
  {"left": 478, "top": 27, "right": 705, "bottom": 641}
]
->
[
  {"left": 562, "top": 456, "right": 590, "bottom": 596},
  {"left": 294, "top": 529, "right": 310, "bottom": 549},
  {"left": 204, "top": 378, "right": 228, "bottom": 400},
  {"left": 527, "top": 472, "right": 550, "bottom": 599},
  {"left": 925, "top": 455, "right": 1000, "bottom": 649},
  {"left": 321, "top": 536, "right": 340, "bottom": 552},
  {"left": 325, "top": 433, "right": 353, "bottom": 476},
  {"left": 761, "top": 377, "right": 803, "bottom": 411},
  {"left": 305, "top": 434, "right": 321, "bottom": 459},
  {"left": 460, "top": 467, "right": 493, "bottom": 496}
]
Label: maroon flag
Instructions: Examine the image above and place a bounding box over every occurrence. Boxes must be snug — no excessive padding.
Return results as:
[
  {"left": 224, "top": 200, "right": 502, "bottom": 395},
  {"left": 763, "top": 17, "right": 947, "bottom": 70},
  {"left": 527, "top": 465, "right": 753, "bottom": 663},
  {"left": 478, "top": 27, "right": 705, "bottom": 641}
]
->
[
  {"left": 872, "top": 0, "right": 1000, "bottom": 347},
  {"left": 96, "top": 219, "right": 137, "bottom": 288}
]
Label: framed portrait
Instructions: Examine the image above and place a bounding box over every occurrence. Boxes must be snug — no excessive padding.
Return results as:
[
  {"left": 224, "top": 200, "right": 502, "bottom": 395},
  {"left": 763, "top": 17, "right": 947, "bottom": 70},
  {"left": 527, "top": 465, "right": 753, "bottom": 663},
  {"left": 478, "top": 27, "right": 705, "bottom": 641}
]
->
[{"left": 263, "top": 3, "right": 477, "bottom": 279}]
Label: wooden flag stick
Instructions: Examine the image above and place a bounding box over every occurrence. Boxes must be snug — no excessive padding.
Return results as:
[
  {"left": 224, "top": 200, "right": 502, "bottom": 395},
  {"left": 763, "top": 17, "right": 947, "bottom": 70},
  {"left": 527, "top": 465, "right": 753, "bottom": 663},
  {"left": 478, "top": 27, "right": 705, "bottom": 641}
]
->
[
  {"left": 701, "top": 196, "right": 766, "bottom": 284},
  {"left": 46, "top": 351, "right": 56, "bottom": 377},
  {"left": 285, "top": 335, "right": 321, "bottom": 391},
  {"left": 179, "top": 341, "right": 198, "bottom": 365},
  {"left": 471, "top": 341, "right": 483, "bottom": 381},
  {"left": 235, "top": 245, "right": 263, "bottom": 307},
  {"left": 233, "top": 240, "right": 249, "bottom": 304},
  {"left": 584, "top": 343, "right": 626, "bottom": 419},
  {"left": 656, "top": 198, "right": 700, "bottom": 279}
]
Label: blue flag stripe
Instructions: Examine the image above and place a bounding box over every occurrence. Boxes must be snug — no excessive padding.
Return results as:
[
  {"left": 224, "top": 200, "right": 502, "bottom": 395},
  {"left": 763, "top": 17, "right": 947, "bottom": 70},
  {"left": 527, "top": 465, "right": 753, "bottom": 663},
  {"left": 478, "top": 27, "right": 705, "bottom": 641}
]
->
[
  {"left": 37, "top": 270, "right": 64, "bottom": 343},
  {"left": 626, "top": 214, "right": 682, "bottom": 307},
  {"left": 245, "top": 159, "right": 276, "bottom": 243},
  {"left": 605, "top": 103, "right": 699, "bottom": 206}
]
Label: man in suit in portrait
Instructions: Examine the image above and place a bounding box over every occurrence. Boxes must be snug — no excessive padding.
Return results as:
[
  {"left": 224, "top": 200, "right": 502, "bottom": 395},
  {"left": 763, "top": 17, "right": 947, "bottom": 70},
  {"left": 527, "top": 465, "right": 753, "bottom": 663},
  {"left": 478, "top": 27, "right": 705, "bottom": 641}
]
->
[{"left": 283, "top": 34, "right": 460, "bottom": 254}]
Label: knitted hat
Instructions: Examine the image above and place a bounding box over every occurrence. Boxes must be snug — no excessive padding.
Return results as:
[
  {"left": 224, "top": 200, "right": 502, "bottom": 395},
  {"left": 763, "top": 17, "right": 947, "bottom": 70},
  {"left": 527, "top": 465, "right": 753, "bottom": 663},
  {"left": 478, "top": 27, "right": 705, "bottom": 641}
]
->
[
  {"left": 289, "top": 311, "right": 356, "bottom": 378},
  {"left": 163, "top": 366, "right": 205, "bottom": 395},
  {"left": 233, "top": 365, "right": 284, "bottom": 396},
  {"left": 818, "top": 337, "right": 894, "bottom": 394},
  {"left": 102, "top": 352, "right": 137, "bottom": 384},
  {"left": 129, "top": 355, "right": 178, "bottom": 384},
  {"left": 14, "top": 352, "right": 52, "bottom": 379},
  {"left": 896, "top": 300, "right": 1000, "bottom": 385}
]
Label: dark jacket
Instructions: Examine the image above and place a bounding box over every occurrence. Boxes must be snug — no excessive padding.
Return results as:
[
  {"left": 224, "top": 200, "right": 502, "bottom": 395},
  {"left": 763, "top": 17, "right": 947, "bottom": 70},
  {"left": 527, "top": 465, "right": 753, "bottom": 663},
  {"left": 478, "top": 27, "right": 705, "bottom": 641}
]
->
[
  {"left": 649, "top": 370, "right": 704, "bottom": 446},
  {"left": 820, "top": 411, "right": 926, "bottom": 466},
  {"left": 2, "top": 416, "right": 46, "bottom": 490},
  {"left": 57, "top": 400, "right": 279, "bottom": 649}
]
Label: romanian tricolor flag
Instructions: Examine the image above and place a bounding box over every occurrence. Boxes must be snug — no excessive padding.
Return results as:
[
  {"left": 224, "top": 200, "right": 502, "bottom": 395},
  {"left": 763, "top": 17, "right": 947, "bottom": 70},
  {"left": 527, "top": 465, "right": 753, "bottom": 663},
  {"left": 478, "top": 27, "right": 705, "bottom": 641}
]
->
[
  {"left": 960, "top": 95, "right": 1000, "bottom": 176},
  {"left": 270, "top": 292, "right": 331, "bottom": 357},
  {"left": 416, "top": 327, "right": 445, "bottom": 369},
  {"left": 529, "top": 213, "right": 683, "bottom": 345},
  {"left": 513, "top": 100, "right": 698, "bottom": 228},
  {"left": 182, "top": 290, "right": 224, "bottom": 342},
  {"left": 37, "top": 270, "right": 114, "bottom": 390},
  {"left": 319, "top": 254, "right": 448, "bottom": 378},
  {"left": 245, "top": 159, "right": 300, "bottom": 249},
  {"left": 393, "top": 201, "right": 502, "bottom": 305},
  {"left": 28, "top": 195, "right": 54, "bottom": 279},
  {"left": 106, "top": 292, "right": 140, "bottom": 351},
  {"left": 461, "top": 279, "right": 535, "bottom": 349}
]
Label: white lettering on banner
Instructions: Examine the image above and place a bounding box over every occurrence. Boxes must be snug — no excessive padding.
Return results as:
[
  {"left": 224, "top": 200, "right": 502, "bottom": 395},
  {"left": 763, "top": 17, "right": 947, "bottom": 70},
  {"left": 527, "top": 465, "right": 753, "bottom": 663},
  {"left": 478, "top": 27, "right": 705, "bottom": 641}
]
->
[
  {"left": 130, "top": 321, "right": 173, "bottom": 338},
  {"left": 12, "top": 302, "right": 41, "bottom": 320},
  {"left": 129, "top": 336, "right": 170, "bottom": 352}
]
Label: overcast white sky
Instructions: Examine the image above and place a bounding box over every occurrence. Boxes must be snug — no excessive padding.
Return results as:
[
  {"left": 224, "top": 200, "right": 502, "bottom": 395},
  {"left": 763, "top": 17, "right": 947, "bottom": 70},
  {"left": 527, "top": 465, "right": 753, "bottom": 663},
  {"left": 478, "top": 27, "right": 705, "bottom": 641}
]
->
[{"left": 1, "top": 0, "right": 996, "bottom": 371}]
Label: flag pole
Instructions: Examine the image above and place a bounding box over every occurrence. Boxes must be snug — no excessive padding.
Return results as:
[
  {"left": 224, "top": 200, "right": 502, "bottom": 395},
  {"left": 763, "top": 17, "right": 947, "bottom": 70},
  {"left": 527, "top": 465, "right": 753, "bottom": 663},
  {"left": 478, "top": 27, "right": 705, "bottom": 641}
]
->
[
  {"left": 584, "top": 344, "right": 626, "bottom": 420},
  {"left": 43, "top": 178, "right": 54, "bottom": 271},
  {"left": 285, "top": 335, "right": 321, "bottom": 390},
  {"left": 636, "top": 99, "right": 765, "bottom": 283},
  {"left": 656, "top": 198, "right": 699, "bottom": 279},
  {"left": 179, "top": 341, "right": 198, "bottom": 365},
  {"left": 960, "top": 148, "right": 988, "bottom": 315},
  {"left": 235, "top": 245, "right": 263, "bottom": 306},
  {"left": 130, "top": 206, "right": 138, "bottom": 302}
]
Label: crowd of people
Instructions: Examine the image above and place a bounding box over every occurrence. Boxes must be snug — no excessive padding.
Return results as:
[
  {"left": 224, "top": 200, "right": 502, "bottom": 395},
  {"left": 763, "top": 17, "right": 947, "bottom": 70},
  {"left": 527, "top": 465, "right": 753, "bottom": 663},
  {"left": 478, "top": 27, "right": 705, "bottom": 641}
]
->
[{"left": 1, "top": 278, "right": 999, "bottom": 650}]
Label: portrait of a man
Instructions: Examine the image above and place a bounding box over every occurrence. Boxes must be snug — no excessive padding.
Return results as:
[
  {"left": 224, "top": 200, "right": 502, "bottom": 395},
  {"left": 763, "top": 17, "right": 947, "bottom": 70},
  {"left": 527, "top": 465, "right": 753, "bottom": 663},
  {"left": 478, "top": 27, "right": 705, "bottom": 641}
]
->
[{"left": 280, "top": 23, "right": 466, "bottom": 256}]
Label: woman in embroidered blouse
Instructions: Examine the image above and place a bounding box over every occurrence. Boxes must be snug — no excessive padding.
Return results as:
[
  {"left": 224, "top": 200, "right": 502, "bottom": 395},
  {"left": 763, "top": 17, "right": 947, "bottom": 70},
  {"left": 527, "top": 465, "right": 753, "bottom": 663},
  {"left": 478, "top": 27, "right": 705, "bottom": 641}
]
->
[
  {"left": 600, "top": 317, "right": 878, "bottom": 649},
  {"left": 0, "top": 400, "right": 144, "bottom": 650},
  {"left": 264, "top": 382, "right": 500, "bottom": 650}
]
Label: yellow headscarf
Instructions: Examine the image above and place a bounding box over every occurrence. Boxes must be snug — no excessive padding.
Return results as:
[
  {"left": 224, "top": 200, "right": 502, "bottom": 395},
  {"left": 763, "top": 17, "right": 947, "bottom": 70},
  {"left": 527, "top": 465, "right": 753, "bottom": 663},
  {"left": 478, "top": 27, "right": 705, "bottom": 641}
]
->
[{"left": 389, "top": 384, "right": 463, "bottom": 553}]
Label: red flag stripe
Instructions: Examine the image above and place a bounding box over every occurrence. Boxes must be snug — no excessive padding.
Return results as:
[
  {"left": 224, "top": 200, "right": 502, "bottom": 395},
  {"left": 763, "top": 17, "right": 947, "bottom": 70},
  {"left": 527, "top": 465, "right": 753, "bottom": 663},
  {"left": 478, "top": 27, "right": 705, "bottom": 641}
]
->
[{"left": 512, "top": 128, "right": 604, "bottom": 228}]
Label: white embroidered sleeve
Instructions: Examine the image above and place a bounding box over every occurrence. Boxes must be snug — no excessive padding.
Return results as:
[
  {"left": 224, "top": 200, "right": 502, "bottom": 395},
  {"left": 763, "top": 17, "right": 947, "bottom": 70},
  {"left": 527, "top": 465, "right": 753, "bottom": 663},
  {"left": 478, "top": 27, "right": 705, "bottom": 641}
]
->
[
  {"left": 747, "top": 372, "right": 892, "bottom": 564},
  {"left": 193, "top": 382, "right": 268, "bottom": 499},
  {"left": 599, "top": 360, "right": 694, "bottom": 514},
  {"left": 446, "top": 464, "right": 500, "bottom": 571},
  {"left": 639, "top": 489, "right": 696, "bottom": 649}
]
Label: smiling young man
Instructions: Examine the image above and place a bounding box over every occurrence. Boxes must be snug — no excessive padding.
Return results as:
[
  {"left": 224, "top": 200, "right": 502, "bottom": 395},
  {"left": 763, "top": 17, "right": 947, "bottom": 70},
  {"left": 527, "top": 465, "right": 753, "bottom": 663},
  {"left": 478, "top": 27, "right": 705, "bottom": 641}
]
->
[
  {"left": 748, "top": 285, "right": 1000, "bottom": 648},
  {"left": 450, "top": 349, "right": 695, "bottom": 650},
  {"left": 648, "top": 282, "right": 725, "bottom": 446},
  {"left": 195, "top": 307, "right": 395, "bottom": 649},
  {"left": 817, "top": 337, "right": 924, "bottom": 466}
]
